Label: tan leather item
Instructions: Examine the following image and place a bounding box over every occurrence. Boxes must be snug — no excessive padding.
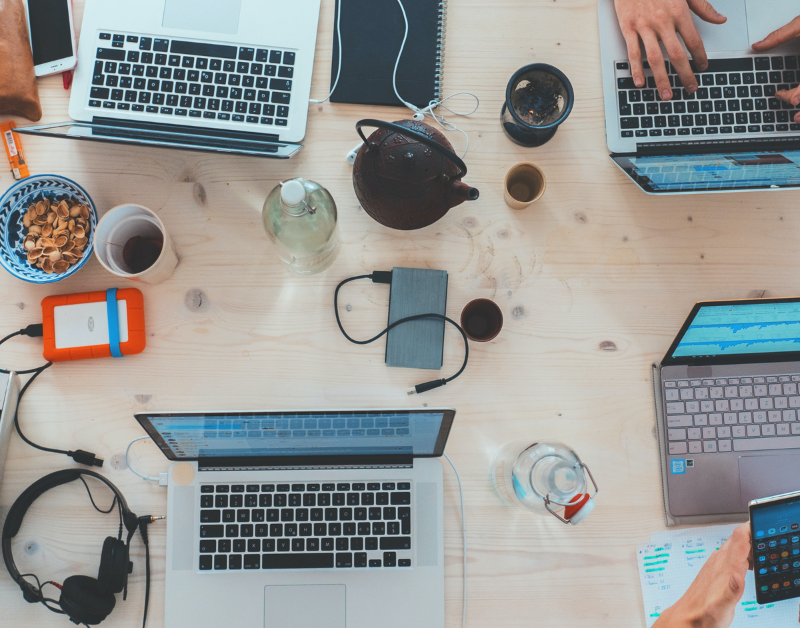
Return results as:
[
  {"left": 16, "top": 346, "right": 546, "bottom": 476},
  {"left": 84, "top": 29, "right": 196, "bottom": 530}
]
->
[{"left": 0, "top": 0, "right": 43, "bottom": 121}]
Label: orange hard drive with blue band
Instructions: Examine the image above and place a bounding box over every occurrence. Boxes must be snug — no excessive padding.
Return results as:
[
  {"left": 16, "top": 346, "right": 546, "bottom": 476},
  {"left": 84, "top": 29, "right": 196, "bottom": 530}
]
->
[{"left": 41, "top": 288, "right": 146, "bottom": 362}]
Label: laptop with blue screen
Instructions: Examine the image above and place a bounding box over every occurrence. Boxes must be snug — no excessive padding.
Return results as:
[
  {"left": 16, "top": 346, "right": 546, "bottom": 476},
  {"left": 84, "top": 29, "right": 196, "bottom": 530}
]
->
[
  {"left": 656, "top": 298, "right": 800, "bottom": 525},
  {"left": 135, "top": 408, "right": 454, "bottom": 628}
]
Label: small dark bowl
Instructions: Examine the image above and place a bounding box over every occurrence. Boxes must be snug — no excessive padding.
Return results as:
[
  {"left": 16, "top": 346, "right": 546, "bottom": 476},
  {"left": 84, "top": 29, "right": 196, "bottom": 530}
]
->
[{"left": 461, "top": 299, "right": 503, "bottom": 342}]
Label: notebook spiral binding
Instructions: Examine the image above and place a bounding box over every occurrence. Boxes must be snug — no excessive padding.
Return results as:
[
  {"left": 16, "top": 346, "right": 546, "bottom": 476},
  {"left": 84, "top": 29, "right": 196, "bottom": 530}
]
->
[{"left": 435, "top": 0, "right": 447, "bottom": 100}]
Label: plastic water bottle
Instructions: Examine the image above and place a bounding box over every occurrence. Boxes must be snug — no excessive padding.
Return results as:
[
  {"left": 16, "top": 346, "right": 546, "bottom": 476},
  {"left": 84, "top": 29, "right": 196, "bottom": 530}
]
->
[
  {"left": 262, "top": 178, "right": 339, "bottom": 274},
  {"left": 490, "top": 441, "right": 598, "bottom": 525}
]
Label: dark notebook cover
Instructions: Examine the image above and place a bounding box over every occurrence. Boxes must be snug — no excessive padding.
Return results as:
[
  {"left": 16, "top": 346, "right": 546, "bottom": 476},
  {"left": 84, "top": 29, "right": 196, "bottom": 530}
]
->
[{"left": 329, "top": 0, "right": 443, "bottom": 108}]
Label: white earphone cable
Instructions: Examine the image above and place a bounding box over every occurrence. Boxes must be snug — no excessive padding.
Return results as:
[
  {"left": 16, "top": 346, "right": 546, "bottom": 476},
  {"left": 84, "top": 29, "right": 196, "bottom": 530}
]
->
[
  {"left": 309, "top": 0, "right": 344, "bottom": 104},
  {"left": 315, "top": 0, "right": 479, "bottom": 158},
  {"left": 444, "top": 452, "right": 467, "bottom": 628},
  {"left": 126, "top": 436, "right": 164, "bottom": 483}
]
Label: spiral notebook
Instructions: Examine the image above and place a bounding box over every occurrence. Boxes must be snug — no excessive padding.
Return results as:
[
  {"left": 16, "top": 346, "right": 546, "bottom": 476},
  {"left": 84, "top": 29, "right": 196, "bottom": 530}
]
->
[{"left": 329, "top": 0, "right": 446, "bottom": 108}]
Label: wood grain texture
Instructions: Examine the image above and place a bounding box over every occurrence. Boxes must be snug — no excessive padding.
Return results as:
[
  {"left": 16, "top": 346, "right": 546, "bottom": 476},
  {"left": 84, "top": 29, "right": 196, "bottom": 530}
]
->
[{"left": 0, "top": 0, "right": 795, "bottom": 626}]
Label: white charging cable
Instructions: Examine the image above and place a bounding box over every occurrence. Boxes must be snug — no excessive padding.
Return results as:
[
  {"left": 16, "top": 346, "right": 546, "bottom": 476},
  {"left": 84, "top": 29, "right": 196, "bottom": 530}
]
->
[
  {"left": 126, "top": 436, "right": 169, "bottom": 486},
  {"left": 313, "top": 0, "right": 479, "bottom": 158},
  {"left": 309, "top": 0, "right": 344, "bottom": 104},
  {"left": 444, "top": 452, "right": 467, "bottom": 628}
]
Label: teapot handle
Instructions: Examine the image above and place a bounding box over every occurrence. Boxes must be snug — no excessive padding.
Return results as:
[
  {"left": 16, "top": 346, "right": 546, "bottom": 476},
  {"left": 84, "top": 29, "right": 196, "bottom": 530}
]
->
[{"left": 355, "top": 119, "right": 467, "bottom": 179}]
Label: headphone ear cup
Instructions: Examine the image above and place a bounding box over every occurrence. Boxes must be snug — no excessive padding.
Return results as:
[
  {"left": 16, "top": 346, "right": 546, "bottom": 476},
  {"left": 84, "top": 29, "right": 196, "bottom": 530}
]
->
[
  {"left": 98, "top": 537, "right": 128, "bottom": 594},
  {"left": 59, "top": 575, "right": 116, "bottom": 626}
]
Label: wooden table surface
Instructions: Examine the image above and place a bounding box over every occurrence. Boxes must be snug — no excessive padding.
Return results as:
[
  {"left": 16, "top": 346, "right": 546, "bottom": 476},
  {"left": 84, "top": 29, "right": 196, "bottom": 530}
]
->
[{"left": 1, "top": 0, "right": 794, "bottom": 626}]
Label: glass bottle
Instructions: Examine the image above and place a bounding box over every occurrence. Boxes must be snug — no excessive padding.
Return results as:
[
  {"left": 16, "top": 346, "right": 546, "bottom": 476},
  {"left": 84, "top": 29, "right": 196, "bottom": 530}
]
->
[
  {"left": 262, "top": 178, "right": 339, "bottom": 274},
  {"left": 490, "top": 440, "right": 598, "bottom": 525}
]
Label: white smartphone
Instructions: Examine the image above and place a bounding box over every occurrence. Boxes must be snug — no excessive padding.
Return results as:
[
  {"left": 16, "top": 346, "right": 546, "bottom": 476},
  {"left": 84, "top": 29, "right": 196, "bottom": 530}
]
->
[{"left": 25, "top": 0, "right": 77, "bottom": 77}]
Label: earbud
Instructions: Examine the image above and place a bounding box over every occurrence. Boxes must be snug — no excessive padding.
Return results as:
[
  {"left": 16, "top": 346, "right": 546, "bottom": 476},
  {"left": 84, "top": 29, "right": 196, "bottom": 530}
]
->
[
  {"left": 346, "top": 142, "right": 364, "bottom": 165},
  {"left": 412, "top": 112, "right": 425, "bottom": 121}
]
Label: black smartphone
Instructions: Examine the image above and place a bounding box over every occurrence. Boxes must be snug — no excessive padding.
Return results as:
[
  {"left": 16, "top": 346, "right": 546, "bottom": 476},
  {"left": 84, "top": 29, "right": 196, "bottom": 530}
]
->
[{"left": 750, "top": 490, "right": 800, "bottom": 604}]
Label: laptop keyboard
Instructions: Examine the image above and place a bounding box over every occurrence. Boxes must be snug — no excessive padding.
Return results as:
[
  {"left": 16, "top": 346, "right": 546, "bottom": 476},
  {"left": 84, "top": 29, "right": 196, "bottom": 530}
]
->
[
  {"left": 615, "top": 56, "right": 800, "bottom": 139},
  {"left": 90, "top": 32, "right": 295, "bottom": 128},
  {"left": 664, "top": 375, "right": 800, "bottom": 455},
  {"left": 198, "top": 482, "right": 412, "bottom": 571}
]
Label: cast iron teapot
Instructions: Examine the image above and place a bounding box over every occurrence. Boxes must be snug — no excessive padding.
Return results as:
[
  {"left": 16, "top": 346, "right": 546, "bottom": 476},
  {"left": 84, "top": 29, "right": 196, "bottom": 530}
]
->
[{"left": 352, "top": 119, "right": 479, "bottom": 230}]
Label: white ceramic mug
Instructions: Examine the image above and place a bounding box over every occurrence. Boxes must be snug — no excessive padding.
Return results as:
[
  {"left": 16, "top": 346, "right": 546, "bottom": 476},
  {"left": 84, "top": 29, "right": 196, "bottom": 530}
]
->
[{"left": 94, "top": 204, "right": 178, "bottom": 284}]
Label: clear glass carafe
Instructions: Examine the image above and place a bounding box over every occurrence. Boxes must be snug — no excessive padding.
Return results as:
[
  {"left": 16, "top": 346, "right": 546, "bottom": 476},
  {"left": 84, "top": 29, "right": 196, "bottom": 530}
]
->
[{"left": 262, "top": 178, "right": 339, "bottom": 274}]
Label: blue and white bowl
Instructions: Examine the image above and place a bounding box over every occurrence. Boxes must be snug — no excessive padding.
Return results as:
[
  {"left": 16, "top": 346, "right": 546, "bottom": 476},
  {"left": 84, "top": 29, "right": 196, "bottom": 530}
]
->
[{"left": 0, "top": 174, "right": 97, "bottom": 283}]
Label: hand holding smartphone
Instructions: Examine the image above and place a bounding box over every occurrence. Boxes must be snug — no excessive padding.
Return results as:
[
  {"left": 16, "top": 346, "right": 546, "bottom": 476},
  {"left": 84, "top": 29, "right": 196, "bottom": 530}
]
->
[
  {"left": 25, "top": 0, "right": 76, "bottom": 76},
  {"left": 749, "top": 490, "right": 800, "bottom": 604}
]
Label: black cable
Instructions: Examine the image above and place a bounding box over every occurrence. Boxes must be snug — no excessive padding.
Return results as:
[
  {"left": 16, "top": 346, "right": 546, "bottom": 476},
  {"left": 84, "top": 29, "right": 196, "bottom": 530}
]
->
[
  {"left": 137, "top": 515, "right": 164, "bottom": 628},
  {"left": 18, "top": 573, "right": 65, "bottom": 615},
  {"left": 78, "top": 476, "right": 119, "bottom": 515},
  {"left": 334, "top": 273, "right": 469, "bottom": 394},
  {"left": 2, "top": 326, "right": 104, "bottom": 466}
]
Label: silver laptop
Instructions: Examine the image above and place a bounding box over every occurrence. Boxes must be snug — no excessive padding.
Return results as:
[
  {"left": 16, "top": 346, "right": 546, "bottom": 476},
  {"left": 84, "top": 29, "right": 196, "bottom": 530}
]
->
[
  {"left": 135, "top": 408, "right": 455, "bottom": 628},
  {"left": 656, "top": 297, "right": 800, "bottom": 525},
  {"left": 0, "top": 373, "right": 20, "bottom": 487},
  {"left": 599, "top": 0, "right": 800, "bottom": 193},
  {"left": 17, "top": 0, "right": 321, "bottom": 158}
]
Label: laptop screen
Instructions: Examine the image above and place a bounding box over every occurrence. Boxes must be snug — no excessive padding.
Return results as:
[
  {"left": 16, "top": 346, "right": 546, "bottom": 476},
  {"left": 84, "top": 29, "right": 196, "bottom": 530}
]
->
[
  {"left": 136, "top": 409, "right": 455, "bottom": 463},
  {"left": 611, "top": 150, "right": 800, "bottom": 193},
  {"left": 663, "top": 298, "right": 800, "bottom": 365}
]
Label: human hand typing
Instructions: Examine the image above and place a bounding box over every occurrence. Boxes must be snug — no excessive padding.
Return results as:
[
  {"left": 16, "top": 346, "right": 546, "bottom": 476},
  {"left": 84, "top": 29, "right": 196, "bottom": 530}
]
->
[
  {"left": 652, "top": 523, "right": 752, "bottom": 628},
  {"left": 613, "top": 0, "right": 727, "bottom": 101},
  {"left": 752, "top": 16, "right": 800, "bottom": 121}
]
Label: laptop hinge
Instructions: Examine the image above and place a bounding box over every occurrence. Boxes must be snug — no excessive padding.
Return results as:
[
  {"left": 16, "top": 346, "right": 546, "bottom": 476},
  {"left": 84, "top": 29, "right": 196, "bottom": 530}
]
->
[
  {"left": 635, "top": 136, "right": 800, "bottom": 156},
  {"left": 90, "top": 115, "right": 283, "bottom": 143},
  {"left": 199, "top": 463, "right": 414, "bottom": 471}
]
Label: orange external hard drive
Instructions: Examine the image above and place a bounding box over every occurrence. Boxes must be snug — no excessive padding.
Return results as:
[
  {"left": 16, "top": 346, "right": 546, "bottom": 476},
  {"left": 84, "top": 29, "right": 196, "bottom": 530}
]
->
[{"left": 41, "top": 288, "right": 146, "bottom": 362}]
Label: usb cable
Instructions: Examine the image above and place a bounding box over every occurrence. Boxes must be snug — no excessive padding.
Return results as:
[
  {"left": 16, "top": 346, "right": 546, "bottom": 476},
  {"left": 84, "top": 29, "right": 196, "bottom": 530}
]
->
[{"left": 334, "top": 272, "right": 469, "bottom": 394}]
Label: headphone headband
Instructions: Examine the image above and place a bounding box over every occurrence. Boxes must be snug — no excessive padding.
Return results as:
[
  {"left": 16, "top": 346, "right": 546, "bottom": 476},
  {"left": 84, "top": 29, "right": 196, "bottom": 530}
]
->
[{"left": 2, "top": 469, "right": 136, "bottom": 603}]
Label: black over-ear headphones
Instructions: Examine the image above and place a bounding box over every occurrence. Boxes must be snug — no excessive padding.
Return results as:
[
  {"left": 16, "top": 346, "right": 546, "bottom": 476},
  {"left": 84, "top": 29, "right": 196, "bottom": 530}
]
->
[{"left": 2, "top": 469, "right": 154, "bottom": 627}]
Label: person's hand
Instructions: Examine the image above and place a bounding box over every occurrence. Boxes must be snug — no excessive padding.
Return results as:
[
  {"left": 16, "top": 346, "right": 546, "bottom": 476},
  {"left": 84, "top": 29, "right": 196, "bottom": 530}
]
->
[
  {"left": 752, "top": 16, "right": 800, "bottom": 121},
  {"left": 613, "top": 0, "right": 727, "bottom": 101},
  {"left": 652, "top": 523, "right": 752, "bottom": 628}
]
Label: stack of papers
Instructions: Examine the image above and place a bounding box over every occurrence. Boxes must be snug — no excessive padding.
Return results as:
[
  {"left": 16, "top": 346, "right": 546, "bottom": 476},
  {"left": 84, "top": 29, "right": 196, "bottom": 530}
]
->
[{"left": 637, "top": 524, "right": 798, "bottom": 626}]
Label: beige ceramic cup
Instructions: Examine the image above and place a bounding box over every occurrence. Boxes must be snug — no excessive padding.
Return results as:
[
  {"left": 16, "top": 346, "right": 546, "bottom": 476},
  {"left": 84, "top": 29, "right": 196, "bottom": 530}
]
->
[
  {"left": 94, "top": 204, "right": 178, "bottom": 284},
  {"left": 504, "top": 163, "right": 546, "bottom": 209}
]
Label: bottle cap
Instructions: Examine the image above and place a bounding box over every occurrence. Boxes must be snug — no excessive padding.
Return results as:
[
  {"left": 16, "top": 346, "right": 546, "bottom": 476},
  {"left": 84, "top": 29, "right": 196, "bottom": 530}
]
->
[
  {"left": 281, "top": 180, "right": 307, "bottom": 206},
  {"left": 564, "top": 493, "right": 594, "bottom": 525}
]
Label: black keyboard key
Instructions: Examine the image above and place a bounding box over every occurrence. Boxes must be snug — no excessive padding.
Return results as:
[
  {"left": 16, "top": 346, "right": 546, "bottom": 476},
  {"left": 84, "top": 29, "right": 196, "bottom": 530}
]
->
[
  {"left": 289, "top": 494, "right": 301, "bottom": 507},
  {"left": 310, "top": 508, "right": 323, "bottom": 521},
  {"left": 296, "top": 509, "right": 309, "bottom": 522},
  {"left": 399, "top": 507, "right": 410, "bottom": 534},
  {"left": 336, "top": 538, "right": 349, "bottom": 551},
  {"left": 787, "top": 56, "right": 798, "bottom": 70},
  {"left": 241, "top": 524, "right": 253, "bottom": 537},
  {"left": 97, "top": 48, "right": 125, "bottom": 61},
  {"left": 263, "top": 553, "right": 334, "bottom": 569},
  {"left": 195, "top": 58, "right": 208, "bottom": 70},
  {"left": 245, "top": 494, "right": 257, "bottom": 507},
  {"left": 262, "top": 484, "right": 275, "bottom": 492},
  {"left": 300, "top": 523, "right": 312, "bottom": 536},
  {"left": 248, "top": 539, "right": 260, "bottom": 553},
  {"left": 228, "top": 74, "right": 241, "bottom": 86},
  {"left": 88, "top": 99, "right": 103, "bottom": 107},
  {"left": 201, "top": 494, "right": 214, "bottom": 508},
  {"left": 239, "top": 47, "right": 255, "bottom": 61},
  {"left": 383, "top": 552, "right": 397, "bottom": 567},
  {"left": 339, "top": 508, "right": 352, "bottom": 521},
  {"left": 742, "top": 73, "right": 754, "bottom": 85},
  {"left": 199, "top": 555, "right": 212, "bottom": 570},
  {"left": 281, "top": 509, "right": 294, "bottom": 522},
  {"left": 189, "top": 109, "right": 202, "bottom": 117},
  {"left": 380, "top": 536, "right": 411, "bottom": 550},
  {"left": 729, "top": 73, "right": 741, "bottom": 85},
  {"left": 159, "top": 67, "right": 172, "bottom": 79},
  {"left": 218, "top": 539, "right": 231, "bottom": 552},
  {"left": 222, "top": 510, "right": 235, "bottom": 523},
  {"left": 225, "top": 524, "right": 238, "bottom": 537},
  {"left": 132, "top": 65, "right": 144, "bottom": 76},
  {"left": 303, "top": 494, "right": 316, "bottom": 507},
  {"left": 237, "top": 509, "right": 250, "bottom": 522},
  {"left": 321, "top": 538, "right": 334, "bottom": 551},
  {"left": 139, "top": 37, "right": 152, "bottom": 50},
  {"left": 153, "top": 39, "right": 169, "bottom": 52},
  {"left": 200, "top": 525, "right": 224, "bottom": 538},
  {"left": 336, "top": 553, "right": 353, "bottom": 568},
  {"left": 233, "top": 539, "right": 246, "bottom": 553},
  {"left": 773, "top": 57, "right": 785, "bottom": 70},
  {"left": 270, "top": 50, "right": 282, "bottom": 64},
  {"left": 283, "top": 51, "right": 295, "bottom": 66},
  {"left": 376, "top": 493, "right": 389, "bottom": 505},
  {"left": 756, "top": 72, "right": 769, "bottom": 84},
  {"left": 399, "top": 559, "right": 411, "bottom": 567},
  {"left": 179, "top": 95, "right": 192, "bottom": 107},
  {"left": 691, "top": 127, "right": 704, "bottom": 134},
  {"left": 755, "top": 57, "right": 770, "bottom": 70},
  {"left": 333, "top": 494, "right": 345, "bottom": 506},
  {"left": 325, "top": 508, "right": 338, "bottom": 521},
  {"left": 272, "top": 92, "right": 290, "bottom": 104},
  {"left": 265, "top": 64, "right": 277, "bottom": 77},
  {"left": 318, "top": 494, "right": 331, "bottom": 506},
  {"left": 292, "top": 538, "right": 305, "bottom": 552},
  {"left": 367, "top": 483, "right": 380, "bottom": 491},
  {"left": 201, "top": 510, "right": 220, "bottom": 523},
  {"left": 199, "top": 539, "right": 216, "bottom": 553},
  {"left": 770, "top": 71, "right": 782, "bottom": 83},
  {"left": 678, "top": 128, "right": 690, "bottom": 135},
  {"left": 155, "top": 54, "right": 167, "bottom": 66},
  {"left": 390, "top": 492, "right": 411, "bottom": 505},
  {"left": 742, "top": 99, "right": 754, "bottom": 111},
  {"left": 243, "top": 554, "right": 260, "bottom": 569},
  {"left": 372, "top": 522, "right": 385, "bottom": 535},
  {"left": 168, "top": 55, "right": 181, "bottom": 67}
]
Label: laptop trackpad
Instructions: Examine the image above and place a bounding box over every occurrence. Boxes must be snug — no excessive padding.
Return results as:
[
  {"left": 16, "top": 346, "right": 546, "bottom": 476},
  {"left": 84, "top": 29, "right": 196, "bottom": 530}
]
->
[
  {"left": 162, "top": 0, "right": 242, "bottom": 35},
  {"left": 739, "top": 455, "right": 800, "bottom": 507},
  {"left": 264, "top": 585, "right": 345, "bottom": 628},
  {"left": 691, "top": 0, "right": 748, "bottom": 52}
]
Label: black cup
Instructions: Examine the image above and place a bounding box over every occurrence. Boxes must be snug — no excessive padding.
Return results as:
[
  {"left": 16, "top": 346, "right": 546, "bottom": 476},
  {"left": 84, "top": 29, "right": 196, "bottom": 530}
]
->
[
  {"left": 501, "top": 63, "right": 574, "bottom": 147},
  {"left": 461, "top": 299, "right": 503, "bottom": 342}
]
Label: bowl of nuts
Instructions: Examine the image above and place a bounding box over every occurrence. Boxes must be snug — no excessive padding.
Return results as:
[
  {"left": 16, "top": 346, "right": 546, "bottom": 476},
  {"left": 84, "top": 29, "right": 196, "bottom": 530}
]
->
[{"left": 0, "top": 174, "right": 96, "bottom": 283}]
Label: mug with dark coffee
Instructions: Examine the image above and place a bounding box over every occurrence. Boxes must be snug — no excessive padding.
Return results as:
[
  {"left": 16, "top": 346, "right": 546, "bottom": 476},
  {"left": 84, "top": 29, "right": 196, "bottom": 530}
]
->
[
  {"left": 461, "top": 299, "right": 503, "bottom": 342},
  {"left": 504, "top": 163, "right": 546, "bottom": 209},
  {"left": 94, "top": 204, "right": 178, "bottom": 284}
]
